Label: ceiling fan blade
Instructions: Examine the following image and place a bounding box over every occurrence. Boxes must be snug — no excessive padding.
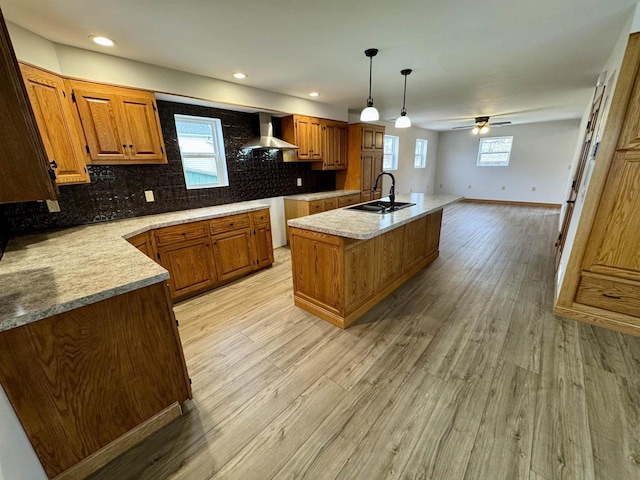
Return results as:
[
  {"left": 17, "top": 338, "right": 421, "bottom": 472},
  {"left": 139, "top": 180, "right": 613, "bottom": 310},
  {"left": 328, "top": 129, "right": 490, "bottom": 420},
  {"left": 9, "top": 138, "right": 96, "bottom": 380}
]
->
[
  {"left": 489, "top": 121, "right": 512, "bottom": 126},
  {"left": 452, "top": 125, "right": 475, "bottom": 130}
]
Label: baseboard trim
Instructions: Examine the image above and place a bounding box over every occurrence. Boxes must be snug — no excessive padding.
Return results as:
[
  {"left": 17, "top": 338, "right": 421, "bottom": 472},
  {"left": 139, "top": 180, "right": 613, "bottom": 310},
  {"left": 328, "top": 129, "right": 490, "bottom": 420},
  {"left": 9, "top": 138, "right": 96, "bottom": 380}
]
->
[
  {"left": 53, "top": 402, "right": 183, "bottom": 480},
  {"left": 462, "top": 198, "right": 561, "bottom": 208},
  {"left": 554, "top": 303, "right": 640, "bottom": 337}
]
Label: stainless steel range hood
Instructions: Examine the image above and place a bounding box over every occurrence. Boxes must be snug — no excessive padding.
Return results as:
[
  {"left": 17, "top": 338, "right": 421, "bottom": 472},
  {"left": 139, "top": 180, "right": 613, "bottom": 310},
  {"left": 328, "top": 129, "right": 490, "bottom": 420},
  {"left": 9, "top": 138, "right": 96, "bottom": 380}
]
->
[{"left": 241, "top": 112, "right": 298, "bottom": 150}]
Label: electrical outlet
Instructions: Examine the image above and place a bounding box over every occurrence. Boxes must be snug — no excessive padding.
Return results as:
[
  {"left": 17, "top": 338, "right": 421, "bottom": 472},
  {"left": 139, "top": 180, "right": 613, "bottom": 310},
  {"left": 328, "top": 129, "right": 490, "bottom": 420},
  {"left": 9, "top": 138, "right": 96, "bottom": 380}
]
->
[
  {"left": 531, "top": 186, "right": 536, "bottom": 191},
  {"left": 439, "top": 184, "right": 442, "bottom": 188},
  {"left": 296, "top": 178, "right": 302, "bottom": 187},
  {"left": 46, "top": 200, "right": 60, "bottom": 213},
  {"left": 501, "top": 186, "right": 506, "bottom": 190},
  {"left": 144, "top": 190, "right": 155, "bottom": 202}
]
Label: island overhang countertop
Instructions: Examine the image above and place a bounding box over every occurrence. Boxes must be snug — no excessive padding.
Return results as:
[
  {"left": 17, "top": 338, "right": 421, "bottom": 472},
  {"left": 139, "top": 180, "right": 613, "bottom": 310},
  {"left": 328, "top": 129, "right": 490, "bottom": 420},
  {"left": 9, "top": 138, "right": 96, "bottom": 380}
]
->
[{"left": 287, "top": 193, "right": 463, "bottom": 240}]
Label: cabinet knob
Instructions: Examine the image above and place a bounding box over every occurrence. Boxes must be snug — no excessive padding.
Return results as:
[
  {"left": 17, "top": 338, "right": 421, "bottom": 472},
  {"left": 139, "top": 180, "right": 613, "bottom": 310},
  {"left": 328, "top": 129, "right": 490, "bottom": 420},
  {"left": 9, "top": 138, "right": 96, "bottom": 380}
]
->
[{"left": 123, "top": 144, "right": 127, "bottom": 149}]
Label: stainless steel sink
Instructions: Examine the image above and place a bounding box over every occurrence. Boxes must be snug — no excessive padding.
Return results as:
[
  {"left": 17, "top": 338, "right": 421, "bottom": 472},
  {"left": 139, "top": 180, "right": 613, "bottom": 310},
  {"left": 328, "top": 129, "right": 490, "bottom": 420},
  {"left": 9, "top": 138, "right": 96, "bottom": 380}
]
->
[{"left": 347, "top": 201, "right": 416, "bottom": 214}]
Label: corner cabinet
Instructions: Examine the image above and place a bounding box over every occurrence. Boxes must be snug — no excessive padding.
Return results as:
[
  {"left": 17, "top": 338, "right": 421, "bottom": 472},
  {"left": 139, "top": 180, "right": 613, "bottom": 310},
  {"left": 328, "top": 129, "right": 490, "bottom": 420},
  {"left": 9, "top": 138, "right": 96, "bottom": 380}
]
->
[
  {"left": 139, "top": 209, "right": 274, "bottom": 302},
  {"left": 20, "top": 64, "right": 90, "bottom": 185},
  {"left": 313, "top": 119, "right": 348, "bottom": 170},
  {"left": 336, "top": 123, "right": 385, "bottom": 201},
  {"left": 281, "top": 115, "right": 348, "bottom": 170},
  {"left": 555, "top": 33, "right": 640, "bottom": 336},
  {"left": 70, "top": 80, "right": 167, "bottom": 165},
  {"left": 0, "top": 10, "right": 57, "bottom": 203}
]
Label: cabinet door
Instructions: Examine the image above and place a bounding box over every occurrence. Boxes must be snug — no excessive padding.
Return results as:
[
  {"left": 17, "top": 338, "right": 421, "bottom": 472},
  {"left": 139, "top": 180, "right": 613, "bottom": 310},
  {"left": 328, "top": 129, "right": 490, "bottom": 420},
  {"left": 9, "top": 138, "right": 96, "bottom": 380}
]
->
[
  {"left": 309, "top": 117, "right": 323, "bottom": 160},
  {"left": 403, "top": 216, "right": 429, "bottom": 271},
  {"left": 0, "top": 10, "right": 57, "bottom": 204},
  {"left": 254, "top": 223, "right": 274, "bottom": 267},
  {"left": 212, "top": 228, "right": 255, "bottom": 281},
  {"left": 373, "top": 128, "right": 385, "bottom": 151},
  {"left": 361, "top": 153, "right": 374, "bottom": 191},
  {"left": 426, "top": 209, "right": 443, "bottom": 256},
  {"left": 73, "top": 88, "right": 128, "bottom": 162},
  {"left": 375, "top": 226, "right": 405, "bottom": 288},
  {"left": 158, "top": 238, "right": 217, "bottom": 300},
  {"left": 372, "top": 154, "right": 384, "bottom": 195},
  {"left": 322, "top": 122, "right": 336, "bottom": 169},
  {"left": 360, "top": 191, "right": 373, "bottom": 202},
  {"left": 335, "top": 124, "right": 348, "bottom": 169},
  {"left": 20, "top": 65, "right": 89, "bottom": 185},
  {"left": 119, "top": 93, "right": 166, "bottom": 162},
  {"left": 295, "top": 116, "right": 312, "bottom": 159}
]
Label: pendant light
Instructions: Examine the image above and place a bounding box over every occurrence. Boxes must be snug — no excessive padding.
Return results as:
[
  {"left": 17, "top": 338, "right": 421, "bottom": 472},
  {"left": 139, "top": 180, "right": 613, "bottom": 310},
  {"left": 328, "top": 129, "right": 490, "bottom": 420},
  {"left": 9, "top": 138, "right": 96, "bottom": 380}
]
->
[
  {"left": 360, "top": 48, "right": 380, "bottom": 122},
  {"left": 395, "top": 69, "right": 412, "bottom": 128}
]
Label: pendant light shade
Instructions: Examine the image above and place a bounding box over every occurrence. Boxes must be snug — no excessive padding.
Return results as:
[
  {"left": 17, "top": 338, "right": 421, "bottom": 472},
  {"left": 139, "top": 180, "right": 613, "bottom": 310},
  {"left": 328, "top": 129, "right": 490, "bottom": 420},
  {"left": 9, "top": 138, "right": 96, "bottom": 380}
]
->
[
  {"left": 395, "top": 69, "right": 412, "bottom": 129},
  {"left": 360, "top": 48, "right": 380, "bottom": 122}
]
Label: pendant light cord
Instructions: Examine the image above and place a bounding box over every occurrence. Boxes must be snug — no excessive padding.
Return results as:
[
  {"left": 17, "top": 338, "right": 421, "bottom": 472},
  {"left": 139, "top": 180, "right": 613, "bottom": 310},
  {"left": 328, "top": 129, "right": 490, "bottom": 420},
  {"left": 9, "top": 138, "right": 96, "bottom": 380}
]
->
[
  {"left": 401, "top": 73, "right": 407, "bottom": 115},
  {"left": 368, "top": 55, "right": 373, "bottom": 105}
]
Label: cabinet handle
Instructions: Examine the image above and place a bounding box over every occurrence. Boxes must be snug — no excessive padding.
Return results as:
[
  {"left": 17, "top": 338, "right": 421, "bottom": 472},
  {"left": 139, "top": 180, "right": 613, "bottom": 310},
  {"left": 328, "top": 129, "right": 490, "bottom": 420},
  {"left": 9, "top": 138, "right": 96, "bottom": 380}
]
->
[
  {"left": 602, "top": 293, "right": 622, "bottom": 299},
  {"left": 123, "top": 144, "right": 127, "bottom": 149},
  {"left": 129, "top": 144, "right": 133, "bottom": 149}
]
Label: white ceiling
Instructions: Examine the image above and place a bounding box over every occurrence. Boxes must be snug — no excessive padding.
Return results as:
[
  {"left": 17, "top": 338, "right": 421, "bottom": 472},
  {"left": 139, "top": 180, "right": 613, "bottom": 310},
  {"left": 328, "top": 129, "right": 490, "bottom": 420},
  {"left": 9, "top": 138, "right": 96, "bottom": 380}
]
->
[{"left": 2, "top": 0, "right": 636, "bottom": 130}]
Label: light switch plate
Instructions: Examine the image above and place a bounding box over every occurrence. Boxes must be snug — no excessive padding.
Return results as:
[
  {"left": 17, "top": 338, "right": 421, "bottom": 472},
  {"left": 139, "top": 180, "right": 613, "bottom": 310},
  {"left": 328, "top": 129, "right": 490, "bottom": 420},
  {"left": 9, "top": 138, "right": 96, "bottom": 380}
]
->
[
  {"left": 296, "top": 178, "right": 302, "bottom": 187},
  {"left": 144, "top": 190, "right": 155, "bottom": 202},
  {"left": 46, "top": 200, "right": 61, "bottom": 213}
]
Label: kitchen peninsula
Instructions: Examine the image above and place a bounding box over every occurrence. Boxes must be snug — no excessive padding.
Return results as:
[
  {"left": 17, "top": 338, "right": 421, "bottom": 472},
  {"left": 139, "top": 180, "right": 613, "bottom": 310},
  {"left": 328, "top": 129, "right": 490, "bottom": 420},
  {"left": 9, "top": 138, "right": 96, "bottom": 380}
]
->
[{"left": 288, "top": 193, "right": 462, "bottom": 328}]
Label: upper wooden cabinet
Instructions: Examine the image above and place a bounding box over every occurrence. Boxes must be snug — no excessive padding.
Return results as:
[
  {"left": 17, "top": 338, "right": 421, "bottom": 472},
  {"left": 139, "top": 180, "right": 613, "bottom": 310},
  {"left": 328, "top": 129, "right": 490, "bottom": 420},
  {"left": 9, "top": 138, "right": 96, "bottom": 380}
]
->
[
  {"left": 70, "top": 80, "right": 167, "bottom": 165},
  {"left": 0, "top": 10, "right": 57, "bottom": 203},
  {"left": 316, "top": 120, "right": 348, "bottom": 170},
  {"left": 20, "top": 64, "right": 90, "bottom": 185},
  {"left": 336, "top": 123, "right": 385, "bottom": 200},
  {"left": 281, "top": 114, "right": 323, "bottom": 161}
]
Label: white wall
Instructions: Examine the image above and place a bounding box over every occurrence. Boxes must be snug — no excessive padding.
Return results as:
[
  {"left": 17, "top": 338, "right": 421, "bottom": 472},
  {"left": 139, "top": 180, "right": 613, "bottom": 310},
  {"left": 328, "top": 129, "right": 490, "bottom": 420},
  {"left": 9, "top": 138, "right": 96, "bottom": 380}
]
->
[
  {"left": 347, "top": 114, "right": 439, "bottom": 195},
  {"left": 6, "top": 22, "right": 347, "bottom": 121},
  {"left": 435, "top": 120, "right": 580, "bottom": 204},
  {"left": 556, "top": 10, "right": 636, "bottom": 293}
]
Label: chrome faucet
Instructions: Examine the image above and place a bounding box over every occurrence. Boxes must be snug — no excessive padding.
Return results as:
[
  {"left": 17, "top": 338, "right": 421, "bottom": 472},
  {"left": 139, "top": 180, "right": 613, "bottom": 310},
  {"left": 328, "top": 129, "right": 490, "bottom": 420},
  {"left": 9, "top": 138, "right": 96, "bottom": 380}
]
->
[{"left": 372, "top": 171, "right": 395, "bottom": 209}]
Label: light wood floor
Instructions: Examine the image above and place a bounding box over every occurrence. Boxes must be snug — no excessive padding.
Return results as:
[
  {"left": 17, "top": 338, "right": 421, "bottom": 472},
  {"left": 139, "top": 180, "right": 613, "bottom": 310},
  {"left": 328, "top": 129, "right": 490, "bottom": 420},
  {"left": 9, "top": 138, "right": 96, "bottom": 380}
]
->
[{"left": 90, "top": 203, "right": 640, "bottom": 480}]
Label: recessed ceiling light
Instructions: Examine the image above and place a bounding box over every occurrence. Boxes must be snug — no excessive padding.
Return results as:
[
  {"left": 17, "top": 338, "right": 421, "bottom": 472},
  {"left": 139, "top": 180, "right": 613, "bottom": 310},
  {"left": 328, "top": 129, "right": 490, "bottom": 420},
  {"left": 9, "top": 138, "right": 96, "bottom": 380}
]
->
[
  {"left": 90, "top": 36, "right": 116, "bottom": 47},
  {"left": 233, "top": 72, "right": 247, "bottom": 79},
  {"left": 309, "top": 92, "right": 319, "bottom": 97}
]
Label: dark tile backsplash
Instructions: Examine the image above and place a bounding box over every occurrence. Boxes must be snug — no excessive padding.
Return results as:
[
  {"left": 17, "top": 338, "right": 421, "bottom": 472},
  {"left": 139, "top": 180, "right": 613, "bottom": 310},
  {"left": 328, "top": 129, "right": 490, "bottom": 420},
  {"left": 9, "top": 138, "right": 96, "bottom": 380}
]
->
[{"left": 0, "top": 100, "right": 334, "bottom": 239}]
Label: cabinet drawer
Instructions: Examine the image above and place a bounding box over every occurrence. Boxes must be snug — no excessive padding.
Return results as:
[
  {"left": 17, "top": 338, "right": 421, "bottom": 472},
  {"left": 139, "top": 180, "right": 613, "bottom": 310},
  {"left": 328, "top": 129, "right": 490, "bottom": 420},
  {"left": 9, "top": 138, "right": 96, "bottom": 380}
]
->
[
  {"left": 252, "top": 210, "right": 270, "bottom": 225},
  {"left": 338, "top": 194, "right": 361, "bottom": 208},
  {"left": 309, "top": 201, "right": 324, "bottom": 214},
  {"left": 155, "top": 222, "right": 207, "bottom": 246},
  {"left": 210, "top": 213, "right": 250, "bottom": 233},
  {"left": 575, "top": 274, "right": 640, "bottom": 318},
  {"left": 323, "top": 198, "right": 337, "bottom": 211}
]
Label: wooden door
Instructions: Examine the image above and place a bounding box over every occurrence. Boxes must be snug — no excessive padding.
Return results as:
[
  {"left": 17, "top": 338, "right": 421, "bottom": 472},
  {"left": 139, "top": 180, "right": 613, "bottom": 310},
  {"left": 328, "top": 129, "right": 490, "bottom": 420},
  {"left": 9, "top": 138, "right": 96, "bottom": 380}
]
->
[
  {"left": 158, "top": 238, "right": 217, "bottom": 299},
  {"left": 309, "top": 117, "right": 322, "bottom": 160},
  {"left": 361, "top": 153, "right": 374, "bottom": 191},
  {"left": 373, "top": 127, "right": 385, "bottom": 151},
  {"left": 119, "top": 94, "right": 165, "bottom": 162},
  {"left": 73, "top": 88, "right": 128, "bottom": 162},
  {"left": 295, "top": 116, "right": 311, "bottom": 159},
  {"left": 20, "top": 64, "right": 89, "bottom": 185},
  {"left": 212, "top": 228, "right": 255, "bottom": 281},
  {"left": 361, "top": 125, "right": 375, "bottom": 150},
  {"left": 372, "top": 154, "right": 384, "bottom": 195},
  {"left": 254, "top": 223, "right": 274, "bottom": 267},
  {"left": 322, "top": 121, "right": 336, "bottom": 169},
  {"left": 555, "top": 84, "right": 605, "bottom": 267},
  {"left": 0, "top": 9, "right": 57, "bottom": 203},
  {"left": 335, "top": 124, "right": 348, "bottom": 169}
]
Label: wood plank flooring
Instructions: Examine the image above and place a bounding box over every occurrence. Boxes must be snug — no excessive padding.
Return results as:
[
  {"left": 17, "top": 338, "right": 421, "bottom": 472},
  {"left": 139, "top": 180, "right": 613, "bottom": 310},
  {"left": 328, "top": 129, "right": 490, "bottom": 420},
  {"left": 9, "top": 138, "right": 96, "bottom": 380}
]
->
[{"left": 89, "top": 203, "right": 640, "bottom": 480}]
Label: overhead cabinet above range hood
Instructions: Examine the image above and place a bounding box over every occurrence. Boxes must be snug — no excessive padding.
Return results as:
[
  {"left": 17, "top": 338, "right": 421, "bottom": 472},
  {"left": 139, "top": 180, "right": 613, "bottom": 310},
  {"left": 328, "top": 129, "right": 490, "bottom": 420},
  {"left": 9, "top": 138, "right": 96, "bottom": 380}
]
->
[{"left": 241, "top": 112, "right": 298, "bottom": 150}]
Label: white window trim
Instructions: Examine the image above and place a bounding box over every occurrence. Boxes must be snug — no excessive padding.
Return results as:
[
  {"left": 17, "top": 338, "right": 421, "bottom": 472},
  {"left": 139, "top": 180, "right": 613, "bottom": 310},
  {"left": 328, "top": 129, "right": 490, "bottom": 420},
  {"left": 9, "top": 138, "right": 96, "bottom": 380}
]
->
[
  {"left": 384, "top": 135, "right": 399, "bottom": 171},
  {"left": 414, "top": 139, "right": 427, "bottom": 168},
  {"left": 174, "top": 114, "right": 229, "bottom": 189},
  {"left": 477, "top": 136, "right": 513, "bottom": 167}
]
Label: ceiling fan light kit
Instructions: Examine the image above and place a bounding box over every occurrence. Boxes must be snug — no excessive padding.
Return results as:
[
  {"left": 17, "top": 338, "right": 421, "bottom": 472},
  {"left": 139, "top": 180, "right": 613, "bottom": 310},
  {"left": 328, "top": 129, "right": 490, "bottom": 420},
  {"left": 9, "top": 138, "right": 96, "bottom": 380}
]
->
[
  {"left": 360, "top": 48, "right": 380, "bottom": 122},
  {"left": 395, "top": 68, "right": 412, "bottom": 129},
  {"left": 453, "top": 115, "right": 511, "bottom": 134}
]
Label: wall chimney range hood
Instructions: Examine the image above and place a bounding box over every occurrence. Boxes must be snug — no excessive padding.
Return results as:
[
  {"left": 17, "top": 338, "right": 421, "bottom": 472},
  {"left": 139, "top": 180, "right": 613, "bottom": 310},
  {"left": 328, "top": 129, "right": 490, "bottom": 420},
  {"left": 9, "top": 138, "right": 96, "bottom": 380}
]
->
[{"left": 241, "top": 112, "right": 298, "bottom": 150}]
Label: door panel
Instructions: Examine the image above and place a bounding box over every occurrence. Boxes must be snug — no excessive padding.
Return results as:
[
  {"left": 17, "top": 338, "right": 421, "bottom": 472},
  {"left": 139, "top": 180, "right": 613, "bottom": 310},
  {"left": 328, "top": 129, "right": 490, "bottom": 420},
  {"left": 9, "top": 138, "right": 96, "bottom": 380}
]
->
[
  {"left": 73, "top": 89, "right": 128, "bottom": 162},
  {"left": 158, "top": 239, "right": 217, "bottom": 299},
  {"left": 373, "top": 129, "right": 385, "bottom": 151},
  {"left": 362, "top": 126, "right": 374, "bottom": 150},
  {"left": 254, "top": 224, "right": 274, "bottom": 267},
  {"left": 21, "top": 65, "right": 89, "bottom": 184},
  {"left": 372, "top": 154, "right": 384, "bottom": 193},
  {"left": 335, "top": 124, "right": 348, "bottom": 169},
  {"left": 296, "top": 116, "right": 311, "bottom": 159},
  {"left": 212, "top": 228, "right": 254, "bottom": 281},
  {"left": 120, "top": 94, "right": 164, "bottom": 161},
  {"left": 361, "top": 154, "right": 373, "bottom": 191}
]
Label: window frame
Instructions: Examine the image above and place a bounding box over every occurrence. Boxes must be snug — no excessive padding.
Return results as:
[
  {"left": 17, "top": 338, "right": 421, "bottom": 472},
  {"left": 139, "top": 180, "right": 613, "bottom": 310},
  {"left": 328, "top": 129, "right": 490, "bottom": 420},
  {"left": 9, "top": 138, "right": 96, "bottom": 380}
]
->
[
  {"left": 174, "top": 114, "right": 229, "bottom": 189},
  {"left": 383, "top": 134, "right": 399, "bottom": 171},
  {"left": 414, "top": 139, "right": 428, "bottom": 168},
  {"left": 476, "top": 136, "right": 513, "bottom": 167}
]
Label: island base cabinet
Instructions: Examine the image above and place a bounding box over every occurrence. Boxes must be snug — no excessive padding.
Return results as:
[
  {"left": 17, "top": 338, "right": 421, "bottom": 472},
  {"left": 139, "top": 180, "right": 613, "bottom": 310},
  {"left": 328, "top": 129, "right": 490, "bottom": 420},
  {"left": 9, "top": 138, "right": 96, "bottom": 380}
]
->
[
  {"left": 0, "top": 282, "right": 191, "bottom": 479},
  {"left": 290, "top": 209, "right": 443, "bottom": 328}
]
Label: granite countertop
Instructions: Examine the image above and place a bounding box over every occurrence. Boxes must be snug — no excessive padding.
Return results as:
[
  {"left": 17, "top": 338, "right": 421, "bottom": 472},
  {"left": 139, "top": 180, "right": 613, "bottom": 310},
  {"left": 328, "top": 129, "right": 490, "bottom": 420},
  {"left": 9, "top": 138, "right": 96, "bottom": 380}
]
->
[
  {"left": 285, "top": 190, "right": 361, "bottom": 201},
  {"left": 0, "top": 201, "right": 270, "bottom": 333},
  {"left": 287, "top": 193, "right": 463, "bottom": 240}
]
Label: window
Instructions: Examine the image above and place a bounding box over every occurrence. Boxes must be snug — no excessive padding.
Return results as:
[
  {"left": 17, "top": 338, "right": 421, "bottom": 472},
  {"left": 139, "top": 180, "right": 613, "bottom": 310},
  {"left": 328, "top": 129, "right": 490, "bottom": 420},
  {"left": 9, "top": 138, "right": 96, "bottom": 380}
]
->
[
  {"left": 174, "top": 114, "right": 229, "bottom": 189},
  {"left": 383, "top": 135, "right": 399, "bottom": 170},
  {"left": 414, "top": 139, "right": 428, "bottom": 168},
  {"left": 477, "top": 136, "right": 513, "bottom": 166}
]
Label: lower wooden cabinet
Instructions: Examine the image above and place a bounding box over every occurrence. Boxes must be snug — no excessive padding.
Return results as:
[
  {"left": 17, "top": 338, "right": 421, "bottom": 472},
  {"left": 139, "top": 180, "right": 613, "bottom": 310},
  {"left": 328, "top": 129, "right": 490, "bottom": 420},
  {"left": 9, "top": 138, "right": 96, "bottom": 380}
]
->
[
  {"left": 130, "top": 208, "right": 274, "bottom": 302},
  {"left": 158, "top": 237, "right": 217, "bottom": 299}
]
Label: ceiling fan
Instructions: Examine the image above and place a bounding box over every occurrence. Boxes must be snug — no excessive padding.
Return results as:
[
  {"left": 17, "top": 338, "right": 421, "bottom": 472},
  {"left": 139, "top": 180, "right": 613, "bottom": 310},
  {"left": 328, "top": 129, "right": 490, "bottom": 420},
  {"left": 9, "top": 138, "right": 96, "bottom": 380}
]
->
[{"left": 452, "top": 116, "right": 511, "bottom": 134}]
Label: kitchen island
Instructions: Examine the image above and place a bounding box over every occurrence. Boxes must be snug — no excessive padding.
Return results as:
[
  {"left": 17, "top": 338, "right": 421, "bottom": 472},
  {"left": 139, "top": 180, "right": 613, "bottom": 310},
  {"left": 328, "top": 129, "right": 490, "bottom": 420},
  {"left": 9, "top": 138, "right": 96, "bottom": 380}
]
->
[{"left": 287, "top": 193, "right": 462, "bottom": 328}]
